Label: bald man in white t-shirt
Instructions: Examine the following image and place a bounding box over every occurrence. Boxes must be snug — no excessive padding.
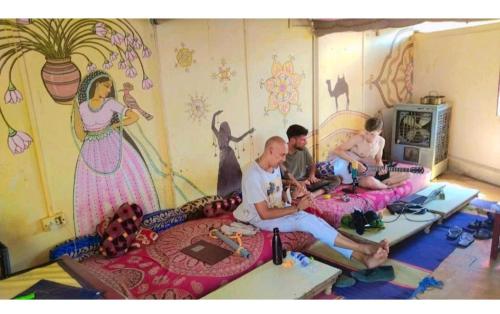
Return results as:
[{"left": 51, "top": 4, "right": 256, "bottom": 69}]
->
[{"left": 234, "top": 136, "right": 389, "bottom": 268}]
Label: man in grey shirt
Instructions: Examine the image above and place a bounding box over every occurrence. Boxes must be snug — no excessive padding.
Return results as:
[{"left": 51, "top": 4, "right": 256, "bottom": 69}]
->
[{"left": 283, "top": 124, "right": 341, "bottom": 196}]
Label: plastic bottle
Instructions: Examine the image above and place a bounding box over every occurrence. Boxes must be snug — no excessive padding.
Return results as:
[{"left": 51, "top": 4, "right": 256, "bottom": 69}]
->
[
  {"left": 272, "top": 227, "right": 283, "bottom": 265},
  {"left": 290, "top": 251, "right": 311, "bottom": 267}
]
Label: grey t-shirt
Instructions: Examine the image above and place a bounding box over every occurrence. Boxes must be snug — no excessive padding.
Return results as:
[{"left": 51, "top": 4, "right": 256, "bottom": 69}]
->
[
  {"left": 233, "top": 161, "right": 285, "bottom": 224},
  {"left": 284, "top": 148, "right": 313, "bottom": 181}
]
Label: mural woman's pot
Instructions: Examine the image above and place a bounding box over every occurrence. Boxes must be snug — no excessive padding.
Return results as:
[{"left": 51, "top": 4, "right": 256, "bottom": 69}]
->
[{"left": 41, "top": 58, "right": 81, "bottom": 105}]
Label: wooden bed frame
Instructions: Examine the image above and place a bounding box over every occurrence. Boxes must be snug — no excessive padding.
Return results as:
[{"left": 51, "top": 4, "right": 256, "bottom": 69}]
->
[{"left": 59, "top": 256, "right": 125, "bottom": 299}]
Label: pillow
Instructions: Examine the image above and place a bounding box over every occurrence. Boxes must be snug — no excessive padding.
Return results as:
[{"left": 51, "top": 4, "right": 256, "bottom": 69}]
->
[
  {"left": 180, "top": 195, "right": 223, "bottom": 221},
  {"left": 130, "top": 228, "right": 158, "bottom": 249},
  {"left": 203, "top": 194, "right": 242, "bottom": 218},
  {"left": 142, "top": 208, "right": 186, "bottom": 234},
  {"left": 98, "top": 203, "right": 143, "bottom": 258},
  {"left": 316, "top": 160, "right": 336, "bottom": 177},
  {"left": 50, "top": 234, "right": 101, "bottom": 262}
]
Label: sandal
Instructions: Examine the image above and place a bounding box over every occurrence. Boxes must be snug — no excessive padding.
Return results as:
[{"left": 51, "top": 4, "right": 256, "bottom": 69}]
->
[
  {"left": 447, "top": 226, "right": 463, "bottom": 240},
  {"left": 467, "top": 219, "right": 482, "bottom": 230},
  {"left": 474, "top": 228, "right": 492, "bottom": 240},
  {"left": 334, "top": 275, "right": 357, "bottom": 288},
  {"left": 351, "top": 265, "right": 395, "bottom": 283},
  {"left": 457, "top": 232, "right": 475, "bottom": 248}
]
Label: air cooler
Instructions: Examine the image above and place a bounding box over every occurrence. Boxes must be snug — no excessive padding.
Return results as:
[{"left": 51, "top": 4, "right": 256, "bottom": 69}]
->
[{"left": 391, "top": 103, "right": 451, "bottom": 179}]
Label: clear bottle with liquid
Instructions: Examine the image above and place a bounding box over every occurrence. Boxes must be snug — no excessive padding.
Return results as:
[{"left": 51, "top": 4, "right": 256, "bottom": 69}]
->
[{"left": 290, "top": 251, "right": 311, "bottom": 267}]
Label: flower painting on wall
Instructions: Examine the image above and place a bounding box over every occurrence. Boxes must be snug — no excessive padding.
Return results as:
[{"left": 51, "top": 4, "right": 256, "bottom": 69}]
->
[
  {"left": 260, "top": 55, "right": 304, "bottom": 120},
  {"left": 0, "top": 18, "right": 154, "bottom": 155}
]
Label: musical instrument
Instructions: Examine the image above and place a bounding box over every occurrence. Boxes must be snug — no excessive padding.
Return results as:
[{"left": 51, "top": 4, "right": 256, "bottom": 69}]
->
[{"left": 332, "top": 158, "right": 424, "bottom": 184}]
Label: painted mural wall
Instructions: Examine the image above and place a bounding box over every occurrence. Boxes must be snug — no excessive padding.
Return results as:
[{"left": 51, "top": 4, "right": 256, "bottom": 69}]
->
[
  {"left": 0, "top": 19, "right": 175, "bottom": 272},
  {"left": 0, "top": 18, "right": 433, "bottom": 272},
  {"left": 156, "top": 19, "right": 314, "bottom": 205},
  {"left": 0, "top": 19, "right": 315, "bottom": 272},
  {"left": 413, "top": 23, "right": 500, "bottom": 185},
  {"left": 317, "top": 28, "right": 415, "bottom": 160}
]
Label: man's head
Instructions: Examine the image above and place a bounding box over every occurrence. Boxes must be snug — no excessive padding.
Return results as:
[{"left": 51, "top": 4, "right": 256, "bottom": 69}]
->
[
  {"left": 364, "top": 117, "right": 383, "bottom": 132},
  {"left": 262, "top": 136, "right": 287, "bottom": 168},
  {"left": 286, "top": 124, "right": 308, "bottom": 151},
  {"left": 364, "top": 117, "right": 383, "bottom": 143}
]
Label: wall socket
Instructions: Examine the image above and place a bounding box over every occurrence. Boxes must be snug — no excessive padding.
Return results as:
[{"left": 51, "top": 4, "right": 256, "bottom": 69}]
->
[{"left": 41, "top": 212, "right": 66, "bottom": 231}]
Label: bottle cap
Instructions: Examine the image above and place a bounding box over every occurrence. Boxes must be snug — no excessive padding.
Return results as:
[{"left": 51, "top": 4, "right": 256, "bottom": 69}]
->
[{"left": 273, "top": 227, "right": 279, "bottom": 233}]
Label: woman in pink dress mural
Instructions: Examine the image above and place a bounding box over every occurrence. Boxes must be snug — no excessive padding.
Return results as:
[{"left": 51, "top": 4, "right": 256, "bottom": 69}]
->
[{"left": 72, "top": 70, "right": 160, "bottom": 236}]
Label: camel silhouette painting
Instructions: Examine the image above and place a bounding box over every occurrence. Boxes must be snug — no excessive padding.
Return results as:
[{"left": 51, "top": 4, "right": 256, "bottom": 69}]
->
[{"left": 326, "top": 75, "right": 350, "bottom": 112}]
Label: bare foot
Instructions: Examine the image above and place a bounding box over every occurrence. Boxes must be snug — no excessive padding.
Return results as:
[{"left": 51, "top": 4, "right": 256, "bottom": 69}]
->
[
  {"left": 380, "top": 239, "right": 390, "bottom": 254},
  {"left": 359, "top": 240, "right": 389, "bottom": 260},
  {"left": 363, "top": 247, "right": 388, "bottom": 269}
]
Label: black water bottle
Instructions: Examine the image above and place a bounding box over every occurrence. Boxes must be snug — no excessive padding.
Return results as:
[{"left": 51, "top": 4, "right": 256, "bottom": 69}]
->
[{"left": 272, "top": 227, "right": 283, "bottom": 265}]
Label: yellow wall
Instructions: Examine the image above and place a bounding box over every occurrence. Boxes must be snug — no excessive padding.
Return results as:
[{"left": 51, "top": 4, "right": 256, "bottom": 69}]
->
[
  {"left": 0, "top": 19, "right": 174, "bottom": 272},
  {"left": 3, "top": 19, "right": 462, "bottom": 273},
  {"left": 413, "top": 23, "right": 500, "bottom": 185},
  {"left": 317, "top": 28, "right": 415, "bottom": 159},
  {"left": 156, "top": 19, "right": 314, "bottom": 204}
]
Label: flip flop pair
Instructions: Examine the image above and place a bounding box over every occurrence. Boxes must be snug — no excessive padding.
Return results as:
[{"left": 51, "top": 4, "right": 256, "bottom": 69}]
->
[
  {"left": 473, "top": 228, "right": 492, "bottom": 240},
  {"left": 447, "top": 226, "right": 463, "bottom": 240},
  {"left": 334, "top": 274, "right": 357, "bottom": 288},
  {"left": 457, "top": 232, "right": 475, "bottom": 248},
  {"left": 351, "top": 265, "right": 395, "bottom": 283}
]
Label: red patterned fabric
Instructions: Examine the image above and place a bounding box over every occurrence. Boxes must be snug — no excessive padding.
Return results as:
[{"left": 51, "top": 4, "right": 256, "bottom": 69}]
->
[
  {"left": 81, "top": 215, "right": 315, "bottom": 299},
  {"left": 203, "top": 194, "right": 242, "bottom": 218},
  {"left": 130, "top": 228, "right": 158, "bottom": 250},
  {"left": 98, "top": 203, "right": 143, "bottom": 258},
  {"left": 311, "top": 167, "right": 430, "bottom": 227}
]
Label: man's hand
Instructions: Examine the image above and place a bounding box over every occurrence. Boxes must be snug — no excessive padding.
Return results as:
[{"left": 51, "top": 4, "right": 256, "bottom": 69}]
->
[
  {"left": 355, "top": 162, "right": 367, "bottom": 174},
  {"left": 292, "top": 184, "right": 308, "bottom": 199},
  {"left": 297, "top": 194, "right": 314, "bottom": 210},
  {"left": 308, "top": 174, "right": 320, "bottom": 184},
  {"left": 377, "top": 162, "right": 388, "bottom": 175}
]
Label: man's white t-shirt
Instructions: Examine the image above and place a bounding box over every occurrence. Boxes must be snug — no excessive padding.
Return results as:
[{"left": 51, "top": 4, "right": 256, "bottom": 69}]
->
[{"left": 233, "top": 161, "right": 286, "bottom": 224}]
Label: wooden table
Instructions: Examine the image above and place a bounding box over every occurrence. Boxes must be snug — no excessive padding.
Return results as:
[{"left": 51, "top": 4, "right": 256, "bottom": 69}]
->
[
  {"left": 339, "top": 208, "right": 440, "bottom": 246},
  {"left": 203, "top": 259, "right": 341, "bottom": 299}
]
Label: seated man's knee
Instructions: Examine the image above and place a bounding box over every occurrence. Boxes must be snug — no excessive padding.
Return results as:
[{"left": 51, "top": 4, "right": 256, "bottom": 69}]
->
[{"left": 361, "top": 176, "right": 388, "bottom": 190}]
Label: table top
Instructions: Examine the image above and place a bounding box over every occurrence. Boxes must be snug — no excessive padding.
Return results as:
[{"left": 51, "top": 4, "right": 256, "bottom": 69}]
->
[
  {"left": 339, "top": 208, "right": 440, "bottom": 246},
  {"left": 416, "top": 184, "right": 479, "bottom": 216},
  {"left": 203, "top": 259, "right": 341, "bottom": 299}
]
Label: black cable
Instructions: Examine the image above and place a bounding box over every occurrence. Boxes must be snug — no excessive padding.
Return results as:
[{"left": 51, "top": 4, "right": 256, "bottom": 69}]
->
[{"left": 403, "top": 210, "right": 440, "bottom": 222}]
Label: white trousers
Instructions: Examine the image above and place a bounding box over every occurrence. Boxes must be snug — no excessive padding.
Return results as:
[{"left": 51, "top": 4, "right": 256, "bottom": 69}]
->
[{"left": 250, "top": 211, "right": 353, "bottom": 259}]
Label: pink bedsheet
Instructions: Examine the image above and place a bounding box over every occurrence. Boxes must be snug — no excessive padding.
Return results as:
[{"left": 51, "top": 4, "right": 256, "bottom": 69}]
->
[
  {"left": 309, "top": 169, "right": 430, "bottom": 228},
  {"left": 81, "top": 214, "right": 315, "bottom": 299}
]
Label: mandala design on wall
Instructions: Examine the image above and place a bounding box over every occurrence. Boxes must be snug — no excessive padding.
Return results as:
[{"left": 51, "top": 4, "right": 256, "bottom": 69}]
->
[
  {"left": 260, "top": 55, "right": 304, "bottom": 118},
  {"left": 186, "top": 93, "right": 210, "bottom": 123},
  {"left": 366, "top": 29, "right": 414, "bottom": 108},
  {"left": 211, "top": 59, "right": 236, "bottom": 92},
  {"left": 175, "top": 43, "right": 196, "bottom": 72}
]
